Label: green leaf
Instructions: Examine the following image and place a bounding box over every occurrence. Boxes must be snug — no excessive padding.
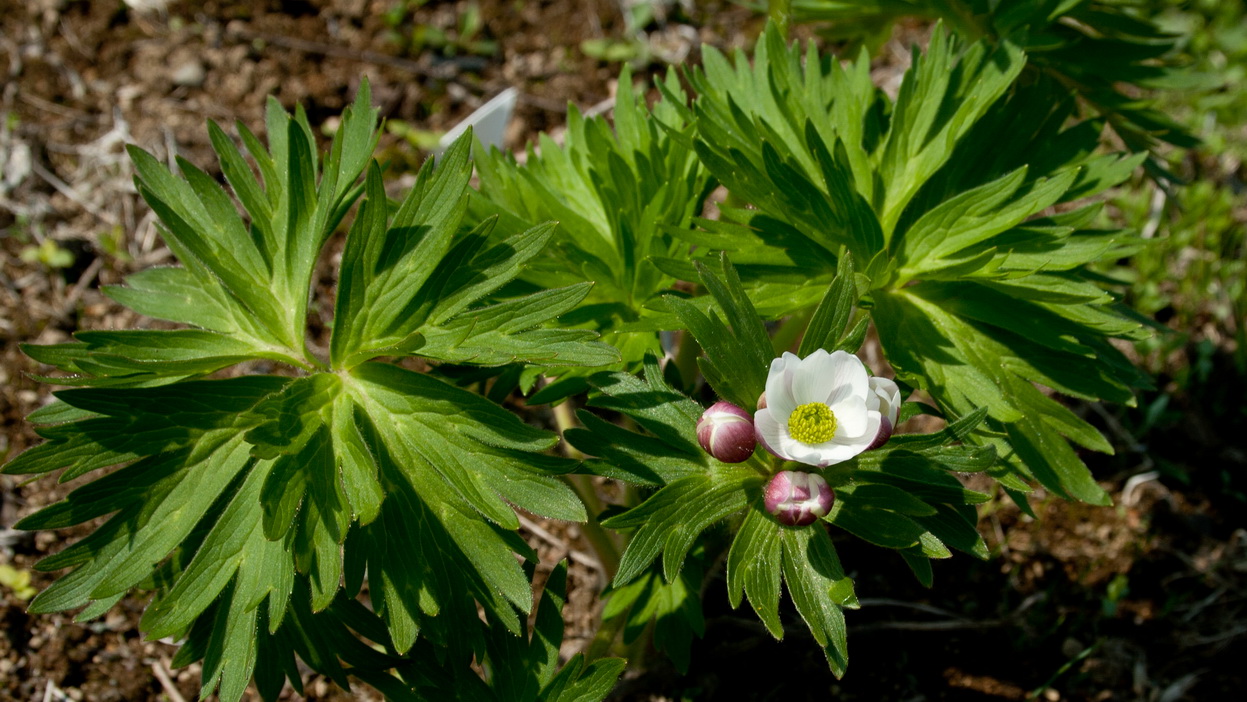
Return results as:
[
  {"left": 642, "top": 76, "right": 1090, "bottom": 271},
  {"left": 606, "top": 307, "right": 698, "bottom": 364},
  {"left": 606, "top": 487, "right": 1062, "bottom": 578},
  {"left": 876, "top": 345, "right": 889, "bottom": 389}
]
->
[
  {"left": 827, "top": 486, "right": 927, "bottom": 550},
  {"left": 4, "top": 78, "right": 633, "bottom": 700},
  {"left": 875, "top": 33, "right": 1027, "bottom": 238},
  {"left": 567, "top": 410, "right": 704, "bottom": 486},
  {"left": 602, "top": 559, "right": 705, "bottom": 674},
  {"left": 330, "top": 145, "right": 618, "bottom": 372},
  {"left": 799, "top": 251, "right": 859, "bottom": 357},
  {"left": 896, "top": 167, "right": 1079, "bottom": 280},
  {"left": 331, "top": 132, "right": 474, "bottom": 366},
  {"left": 584, "top": 354, "right": 704, "bottom": 456},
  {"left": 874, "top": 288, "right": 1122, "bottom": 504},
  {"left": 781, "top": 526, "right": 852, "bottom": 677},
  {"left": 470, "top": 65, "right": 710, "bottom": 373},
  {"left": 544, "top": 656, "right": 628, "bottom": 702},
  {"left": 604, "top": 471, "right": 754, "bottom": 585},
  {"left": 915, "top": 504, "right": 990, "bottom": 560},
  {"left": 666, "top": 255, "right": 773, "bottom": 410},
  {"left": 351, "top": 361, "right": 554, "bottom": 454},
  {"left": 141, "top": 456, "right": 293, "bottom": 639},
  {"left": 726, "top": 507, "right": 784, "bottom": 637},
  {"left": 102, "top": 266, "right": 242, "bottom": 335},
  {"left": 243, "top": 374, "right": 341, "bottom": 459},
  {"left": 419, "top": 284, "right": 620, "bottom": 367}
]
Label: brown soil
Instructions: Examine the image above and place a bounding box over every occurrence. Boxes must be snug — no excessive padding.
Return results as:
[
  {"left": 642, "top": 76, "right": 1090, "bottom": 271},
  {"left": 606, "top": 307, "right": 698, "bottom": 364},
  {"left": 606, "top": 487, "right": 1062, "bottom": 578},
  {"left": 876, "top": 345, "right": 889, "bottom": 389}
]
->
[{"left": 3, "top": 1, "right": 1245, "bottom": 701}]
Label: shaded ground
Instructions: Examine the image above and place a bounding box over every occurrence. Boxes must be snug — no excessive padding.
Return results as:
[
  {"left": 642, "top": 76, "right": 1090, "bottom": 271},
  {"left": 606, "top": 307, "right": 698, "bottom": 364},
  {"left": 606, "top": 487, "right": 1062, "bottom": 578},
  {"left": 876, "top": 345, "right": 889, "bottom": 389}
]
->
[{"left": 2, "top": 1, "right": 1245, "bottom": 700}]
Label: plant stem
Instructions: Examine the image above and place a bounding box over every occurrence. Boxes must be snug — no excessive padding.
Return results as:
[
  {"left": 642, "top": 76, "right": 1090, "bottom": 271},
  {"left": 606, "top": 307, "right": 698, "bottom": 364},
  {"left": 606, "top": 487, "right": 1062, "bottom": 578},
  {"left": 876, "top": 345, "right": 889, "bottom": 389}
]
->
[
  {"left": 564, "top": 474, "right": 622, "bottom": 582},
  {"left": 672, "top": 329, "right": 701, "bottom": 392},
  {"left": 553, "top": 400, "right": 622, "bottom": 581},
  {"left": 586, "top": 601, "right": 630, "bottom": 660}
]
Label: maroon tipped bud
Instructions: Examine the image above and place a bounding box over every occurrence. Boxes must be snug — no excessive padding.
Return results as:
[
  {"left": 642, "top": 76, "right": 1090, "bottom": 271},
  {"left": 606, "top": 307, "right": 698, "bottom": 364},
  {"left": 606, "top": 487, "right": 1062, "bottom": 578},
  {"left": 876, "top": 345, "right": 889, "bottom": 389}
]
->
[
  {"left": 764, "top": 470, "right": 834, "bottom": 527},
  {"left": 697, "top": 401, "right": 756, "bottom": 463}
]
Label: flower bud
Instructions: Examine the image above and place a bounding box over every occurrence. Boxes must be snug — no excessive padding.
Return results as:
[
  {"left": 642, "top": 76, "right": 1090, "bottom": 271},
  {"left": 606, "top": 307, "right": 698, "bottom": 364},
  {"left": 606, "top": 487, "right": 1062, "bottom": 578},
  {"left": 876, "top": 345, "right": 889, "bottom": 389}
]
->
[
  {"left": 764, "top": 470, "right": 834, "bottom": 526},
  {"left": 697, "top": 401, "right": 757, "bottom": 463}
]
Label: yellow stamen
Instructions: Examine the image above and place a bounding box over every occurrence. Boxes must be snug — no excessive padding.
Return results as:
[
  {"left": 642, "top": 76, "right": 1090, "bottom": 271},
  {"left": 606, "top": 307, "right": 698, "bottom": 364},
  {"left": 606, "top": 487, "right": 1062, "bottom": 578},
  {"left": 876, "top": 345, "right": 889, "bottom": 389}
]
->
[{"left": 788, "top": 402, "right": 837, "bottom": 444}]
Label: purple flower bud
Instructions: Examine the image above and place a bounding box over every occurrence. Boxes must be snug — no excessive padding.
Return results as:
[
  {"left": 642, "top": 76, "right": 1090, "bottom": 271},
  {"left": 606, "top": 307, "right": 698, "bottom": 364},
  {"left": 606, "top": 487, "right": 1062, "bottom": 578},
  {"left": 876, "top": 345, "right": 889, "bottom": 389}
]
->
[
  {"left": 764, "top": 470, "right": 834, "bottom": 526},
  {"left": 697, "top": 401, "right": 757, "bottom": 463}
]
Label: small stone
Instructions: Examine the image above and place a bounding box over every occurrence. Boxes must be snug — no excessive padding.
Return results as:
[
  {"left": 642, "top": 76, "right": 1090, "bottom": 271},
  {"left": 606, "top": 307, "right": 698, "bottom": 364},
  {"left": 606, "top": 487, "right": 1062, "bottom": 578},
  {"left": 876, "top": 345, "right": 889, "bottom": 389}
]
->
[{"left": 171, "top": 60, "right": 205, "bottom": 88}]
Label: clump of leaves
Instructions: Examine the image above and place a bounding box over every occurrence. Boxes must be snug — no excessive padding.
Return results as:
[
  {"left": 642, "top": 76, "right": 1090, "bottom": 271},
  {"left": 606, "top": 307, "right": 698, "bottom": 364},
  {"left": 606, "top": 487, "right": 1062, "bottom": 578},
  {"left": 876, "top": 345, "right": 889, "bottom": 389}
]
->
[
  {"left": 763, "top": 0, "right": 1205, "bottom": 170},
  {"left": 3, "top": 83, "right": 621, "bottom": 700},
  {"left": 567, "top": 256, "right": 996, "bottom": 675},
  {"left": 469, "top": 66, "right": 715, "bottom": 396},
  {"left": 674, "top": 23, "right": 1151, "bottom": 510}
]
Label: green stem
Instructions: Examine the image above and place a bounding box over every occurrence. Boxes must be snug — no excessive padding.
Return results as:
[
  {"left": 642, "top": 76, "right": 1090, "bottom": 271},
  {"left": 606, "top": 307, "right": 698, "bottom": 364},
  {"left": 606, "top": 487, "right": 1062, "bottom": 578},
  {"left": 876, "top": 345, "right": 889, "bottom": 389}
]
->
[
  {"left": 564, "top": 474, "right": 622, "bottom": 582},
  {"left": 586, "top": 601, "right": 630, "bottom": 660},
  {"left": 553, "top": 401, "right": 622, "bottom": 581},
  {"left": 672, "top": 329, "right": 701, "bottom": 392}
]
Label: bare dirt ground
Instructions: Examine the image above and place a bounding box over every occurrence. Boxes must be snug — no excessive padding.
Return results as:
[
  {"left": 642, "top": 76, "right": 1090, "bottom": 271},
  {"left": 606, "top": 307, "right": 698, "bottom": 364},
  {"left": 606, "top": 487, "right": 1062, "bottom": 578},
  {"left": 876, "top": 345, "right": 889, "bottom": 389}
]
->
[{"left": 2, "top": 1, "right": 1245, "bottom": 700}]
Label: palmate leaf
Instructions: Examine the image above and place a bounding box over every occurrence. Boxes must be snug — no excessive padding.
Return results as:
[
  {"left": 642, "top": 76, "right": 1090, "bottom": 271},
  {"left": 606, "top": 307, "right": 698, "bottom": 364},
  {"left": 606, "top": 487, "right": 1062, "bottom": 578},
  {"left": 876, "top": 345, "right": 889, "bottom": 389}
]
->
[
  {"left": 680, "top": 26, "right": 1013, "bottom": 311},
  {"left": 112, "top": 82, "right": 380, "bottom": 359},
  {"left": 5, "top": 88, "right": 619, "bottom": 701},
  {"left": 664, "top": 255, "right": 774, "bottom": 412},
  {"left": 469, "top": 65, "right": 714, "bottom": 382},
  {"left": 566, "top": 253, "right": 1002, "bottom": 673},
  {"left": 873, "top": 286, "right": 1138, "bottom": 506},
  {"left": 331, "top": 134, "right": 619, "bottom": 372}
]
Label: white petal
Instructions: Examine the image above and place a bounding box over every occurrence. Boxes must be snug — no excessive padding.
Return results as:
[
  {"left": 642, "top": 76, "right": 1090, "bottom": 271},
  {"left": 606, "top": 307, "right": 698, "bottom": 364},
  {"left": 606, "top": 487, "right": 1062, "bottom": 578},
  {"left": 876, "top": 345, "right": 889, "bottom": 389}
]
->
[
  {"left": 869, "top": 376, "right": 901, "bottom": 424},
  {"left": 785, "top": 440, "right": 832, "bottom": 465},
  {"left": 810, "top": 441, "right": 866, "bottom": 466},
  {"left": 792, "top": 349, "right": 842, "bottom": 406},
  {"left": 754, "top": 409, "right": 786, "bottom": 458},
  {"left": 857, "top": 411, "right": 883, "bottom": 446},
  {"left": 775, "top": 429, "right": 812, "bottom": 462},
  {"left": 865, "top": 384, "right": 882, "bottom": 412},
  {"left": 820, "top": 350, "right": 869, "bottom": 407},
  {"left": 764, "top": 353, "right": 799, "bottom": 418},
  {"left": 829, "top": 395, "right": 868, "bottom": 437}
]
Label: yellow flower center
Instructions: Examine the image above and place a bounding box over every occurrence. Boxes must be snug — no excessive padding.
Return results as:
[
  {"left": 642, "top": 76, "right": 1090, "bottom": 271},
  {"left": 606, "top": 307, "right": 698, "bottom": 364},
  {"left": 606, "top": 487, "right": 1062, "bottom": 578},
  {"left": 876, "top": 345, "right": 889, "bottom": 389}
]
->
[{"left": 787, "top": 402, "right": 837, "bottom": 444}]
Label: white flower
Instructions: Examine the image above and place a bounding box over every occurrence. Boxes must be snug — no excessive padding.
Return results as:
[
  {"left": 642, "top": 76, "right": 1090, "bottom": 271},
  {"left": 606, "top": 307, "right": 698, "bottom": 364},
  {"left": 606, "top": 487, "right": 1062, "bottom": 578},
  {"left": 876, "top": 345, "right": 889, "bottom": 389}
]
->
[{"left": 754, "top": 349, "right": 883, "bottom": 466}]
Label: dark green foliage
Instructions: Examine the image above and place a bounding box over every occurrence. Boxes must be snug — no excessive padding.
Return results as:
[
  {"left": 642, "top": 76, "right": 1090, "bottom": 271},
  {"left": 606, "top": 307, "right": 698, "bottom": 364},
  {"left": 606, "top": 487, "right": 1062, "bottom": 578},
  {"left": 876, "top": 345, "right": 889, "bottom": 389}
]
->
[
  {"left": 4, "top": 84, "right": 618, "bottom": 701},
  {"left": 470, "top": 66, "right": 715, "bottom": 387},
  {"left": 685, "top": 23, "right": 1149, "bottom": 509},
  {"left": 779, "top": 0, "right": 1204, "bottom": 169},
  {"left": 568, "top": 263, "right": 1002, "bottom": 676}
]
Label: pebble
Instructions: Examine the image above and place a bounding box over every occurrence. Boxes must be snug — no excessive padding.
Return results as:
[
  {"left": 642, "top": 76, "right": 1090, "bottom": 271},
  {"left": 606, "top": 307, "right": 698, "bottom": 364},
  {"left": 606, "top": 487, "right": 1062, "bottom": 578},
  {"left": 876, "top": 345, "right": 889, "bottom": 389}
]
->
[{"left": 171, "top": 60, "right": 205, "bottom": 88}]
